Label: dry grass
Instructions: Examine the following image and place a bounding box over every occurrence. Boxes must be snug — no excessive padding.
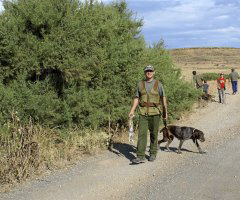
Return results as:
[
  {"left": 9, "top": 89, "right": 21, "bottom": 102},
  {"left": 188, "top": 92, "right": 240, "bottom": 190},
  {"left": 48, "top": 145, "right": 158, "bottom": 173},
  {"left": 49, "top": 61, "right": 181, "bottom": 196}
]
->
[
  {"left": 169, "top": 47, "right": 240, "bottom": 81},
  {"left": 170, "top": 47, "right": 240, "bottom": 66},
  {"left": 0, "top": 112, "right": 110, "bottom": 190}
]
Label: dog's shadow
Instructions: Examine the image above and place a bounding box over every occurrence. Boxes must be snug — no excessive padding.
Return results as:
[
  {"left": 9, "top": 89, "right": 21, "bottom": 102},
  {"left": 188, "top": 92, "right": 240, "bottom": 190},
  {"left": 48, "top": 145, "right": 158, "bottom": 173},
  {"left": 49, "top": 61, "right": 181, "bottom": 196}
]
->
[
  {"left": 159, "top": 146, "right": 198, "bottom": 153},
  {"left": 109, "top": 143, "right": 137, "bottom": 161}
]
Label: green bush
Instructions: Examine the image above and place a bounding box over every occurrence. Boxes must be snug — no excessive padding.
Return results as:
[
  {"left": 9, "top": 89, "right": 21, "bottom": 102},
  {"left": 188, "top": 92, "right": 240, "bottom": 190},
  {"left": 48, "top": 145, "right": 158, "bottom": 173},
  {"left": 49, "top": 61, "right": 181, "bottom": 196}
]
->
[
  {"left": 0, "top": 0, "right": 199, "bottom": 129},
  {"left": 202, "top": 72, "right": 229, "bottom": 81},
  {"left": 0, "top": 75, "right": 65, "bottom": 127}
]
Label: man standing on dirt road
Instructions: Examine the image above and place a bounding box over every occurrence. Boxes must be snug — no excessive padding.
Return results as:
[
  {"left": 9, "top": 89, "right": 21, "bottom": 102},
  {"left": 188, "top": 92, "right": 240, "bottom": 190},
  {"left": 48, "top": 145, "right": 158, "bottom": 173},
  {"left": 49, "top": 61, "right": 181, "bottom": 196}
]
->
[
  {"left": 192, "top": 71, "right": 203, "bottom": 89},
  {"left": 229, "top": 68, "right": 239, "bottom": 95},
  {"left": 129, "top": 65, "right": 168, "bottom": 164}
]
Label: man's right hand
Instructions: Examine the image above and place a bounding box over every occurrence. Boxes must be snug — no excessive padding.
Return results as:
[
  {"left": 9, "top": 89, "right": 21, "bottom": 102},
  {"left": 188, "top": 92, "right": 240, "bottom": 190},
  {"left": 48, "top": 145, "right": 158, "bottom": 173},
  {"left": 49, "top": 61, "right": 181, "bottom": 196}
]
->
[
  {"left": 129, "top": 98, "right": 139, "bottom": 118},
  {"left": 162, "top": 110, "right": 168, "bottom": 120}
]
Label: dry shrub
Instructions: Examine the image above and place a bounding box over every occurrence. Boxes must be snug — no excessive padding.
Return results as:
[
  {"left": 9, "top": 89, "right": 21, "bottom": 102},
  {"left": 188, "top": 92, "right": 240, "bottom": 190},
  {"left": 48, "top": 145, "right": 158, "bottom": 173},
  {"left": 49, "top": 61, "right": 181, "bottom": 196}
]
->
[
  {"left": 0, "top": 112, "right": 110, "bottom": 188},
  {"left": 0, "top": 112, "right": 40, "bottom": 185},
  {"left": 77, "top": 131, "right": 111, "bottom": 154}
]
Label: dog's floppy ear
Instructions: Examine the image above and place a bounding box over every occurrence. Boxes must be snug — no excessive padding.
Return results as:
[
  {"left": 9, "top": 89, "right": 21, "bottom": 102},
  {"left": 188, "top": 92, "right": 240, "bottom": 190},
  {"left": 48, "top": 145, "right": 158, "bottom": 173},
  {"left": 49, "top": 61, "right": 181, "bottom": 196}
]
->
[
  {"left": 192, "top": 129, "right": 200, "bottom": 138},
  {"left": 193, "top": 129, "right": 204, "bottom": 139}
]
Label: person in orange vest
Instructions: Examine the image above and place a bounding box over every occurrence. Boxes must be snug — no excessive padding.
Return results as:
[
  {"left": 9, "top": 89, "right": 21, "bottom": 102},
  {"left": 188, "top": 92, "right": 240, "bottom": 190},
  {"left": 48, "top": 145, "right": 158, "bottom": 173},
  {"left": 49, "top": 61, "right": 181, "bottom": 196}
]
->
[
  {"left": 217, "top": 73, "right": 226, "bottom": 104},
  {"left": 129, "top": 65, "right": 168, "bottom": 164}
]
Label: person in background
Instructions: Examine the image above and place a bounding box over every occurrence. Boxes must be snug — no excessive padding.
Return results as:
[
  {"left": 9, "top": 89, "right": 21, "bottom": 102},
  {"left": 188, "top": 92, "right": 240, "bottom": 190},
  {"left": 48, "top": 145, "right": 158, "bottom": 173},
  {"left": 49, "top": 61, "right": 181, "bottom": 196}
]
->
[
  {"left": 217, "top": 73, "right": 226, "bottom": 104},
  {"left": 229, "top": 68, "right": 239, "bottom": 95},
  {"left": 192, "top": 71, "right": 203, "bottom": 89},
  {"left": 129, "top": 65, "right": 168, "bottom": 164},
  {"left": 202, "top": 80, "right": 209, "bottom": 95}
]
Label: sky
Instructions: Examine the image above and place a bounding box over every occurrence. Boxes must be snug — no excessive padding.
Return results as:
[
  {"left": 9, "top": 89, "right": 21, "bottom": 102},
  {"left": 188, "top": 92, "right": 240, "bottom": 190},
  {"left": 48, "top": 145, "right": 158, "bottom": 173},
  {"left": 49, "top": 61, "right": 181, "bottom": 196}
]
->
[{"left": 1, "top": 0, "right": 240, "bottom": 49}]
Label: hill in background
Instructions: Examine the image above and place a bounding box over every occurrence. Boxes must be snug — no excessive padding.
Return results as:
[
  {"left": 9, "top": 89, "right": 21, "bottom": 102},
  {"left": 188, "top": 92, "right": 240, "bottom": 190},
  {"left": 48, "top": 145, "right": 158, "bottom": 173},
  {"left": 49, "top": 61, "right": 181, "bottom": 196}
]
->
[{"left": 169, "top": 47, "right": 240, "bottom": 81}]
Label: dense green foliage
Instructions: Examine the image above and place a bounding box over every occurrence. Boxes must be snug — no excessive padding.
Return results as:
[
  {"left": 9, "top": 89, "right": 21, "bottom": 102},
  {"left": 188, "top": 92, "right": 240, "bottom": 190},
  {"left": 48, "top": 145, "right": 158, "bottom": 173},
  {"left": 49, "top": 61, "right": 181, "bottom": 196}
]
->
[
  {"left": 202, "top": 72, "right": 229, "bottom": 81},
  {"left": 0, "top": 0, "right": 199, "bottom": 130}
]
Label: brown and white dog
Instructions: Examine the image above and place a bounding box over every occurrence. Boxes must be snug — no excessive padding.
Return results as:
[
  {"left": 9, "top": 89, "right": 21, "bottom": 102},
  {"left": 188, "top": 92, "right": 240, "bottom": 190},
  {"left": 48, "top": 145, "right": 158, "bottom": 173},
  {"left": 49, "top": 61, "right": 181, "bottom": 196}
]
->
[{"left": 158, "top": 125, "right": 206, "bottom": 154}]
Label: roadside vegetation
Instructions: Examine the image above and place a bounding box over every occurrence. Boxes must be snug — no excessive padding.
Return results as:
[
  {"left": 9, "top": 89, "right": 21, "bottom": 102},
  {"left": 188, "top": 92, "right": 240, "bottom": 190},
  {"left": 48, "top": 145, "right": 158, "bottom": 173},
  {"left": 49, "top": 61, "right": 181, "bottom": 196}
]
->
[
  {"left": 0, "top": 0, "right": 199, "bottom": 187},
  {"left": 0, "top": 112, "right": 110, "bottom": 186},
  {"left": 202, "top": 72, "right": 230, "bottom": 81}
]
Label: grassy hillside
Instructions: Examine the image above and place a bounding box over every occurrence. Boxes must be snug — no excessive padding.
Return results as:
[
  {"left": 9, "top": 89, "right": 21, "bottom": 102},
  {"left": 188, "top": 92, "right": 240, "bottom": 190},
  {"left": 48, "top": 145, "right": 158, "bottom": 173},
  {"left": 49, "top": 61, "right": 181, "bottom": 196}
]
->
[{"left": 169, "top": 47, "right": 240, "bottom": 80}]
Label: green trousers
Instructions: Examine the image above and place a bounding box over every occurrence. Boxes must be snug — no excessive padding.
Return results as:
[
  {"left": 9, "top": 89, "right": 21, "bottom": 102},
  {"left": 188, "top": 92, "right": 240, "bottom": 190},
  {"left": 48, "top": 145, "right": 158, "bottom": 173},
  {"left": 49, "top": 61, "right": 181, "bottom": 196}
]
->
[{"left": 136, "top": 114, "right": 160, "bottom": 158}]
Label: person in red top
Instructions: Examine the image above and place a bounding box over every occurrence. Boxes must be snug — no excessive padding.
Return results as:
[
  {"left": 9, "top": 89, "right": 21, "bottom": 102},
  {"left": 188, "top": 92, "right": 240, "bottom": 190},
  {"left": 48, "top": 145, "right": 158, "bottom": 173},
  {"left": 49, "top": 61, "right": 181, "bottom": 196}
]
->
[{"left": 217, "top": 73, "right": 226, "bottom": 104}]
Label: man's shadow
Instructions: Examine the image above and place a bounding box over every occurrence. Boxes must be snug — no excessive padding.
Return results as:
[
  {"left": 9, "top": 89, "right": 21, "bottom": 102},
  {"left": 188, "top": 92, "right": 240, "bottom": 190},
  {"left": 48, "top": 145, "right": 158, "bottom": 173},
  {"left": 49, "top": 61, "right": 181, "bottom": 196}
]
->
[
  {"left": 109, "top": 143, "right": 154, "bottom": 163},
  {"left": 109, "top": 143, "right": 137, "bottom": 161}
]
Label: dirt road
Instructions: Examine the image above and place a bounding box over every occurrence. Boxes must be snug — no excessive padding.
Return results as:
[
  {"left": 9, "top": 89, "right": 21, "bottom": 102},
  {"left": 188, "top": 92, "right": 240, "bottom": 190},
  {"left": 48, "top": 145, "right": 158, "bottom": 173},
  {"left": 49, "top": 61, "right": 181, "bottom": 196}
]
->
[{"left": 1, "top": 91, "right": 240, "bottom": 200}]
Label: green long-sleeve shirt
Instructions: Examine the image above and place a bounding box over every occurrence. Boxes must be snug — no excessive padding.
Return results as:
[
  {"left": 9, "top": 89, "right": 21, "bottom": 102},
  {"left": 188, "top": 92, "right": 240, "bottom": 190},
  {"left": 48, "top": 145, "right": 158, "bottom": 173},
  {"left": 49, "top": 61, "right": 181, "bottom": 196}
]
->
[{"left": 229, "top": 71, "right": 239, "bottom": 81}]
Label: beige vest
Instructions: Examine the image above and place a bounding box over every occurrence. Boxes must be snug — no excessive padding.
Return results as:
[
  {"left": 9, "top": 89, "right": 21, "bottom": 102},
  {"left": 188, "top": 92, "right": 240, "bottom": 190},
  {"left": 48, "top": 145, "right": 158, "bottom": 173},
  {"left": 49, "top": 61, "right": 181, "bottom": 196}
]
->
[{"left": 139, "top": 80, "right": 161, "bottom": 116}]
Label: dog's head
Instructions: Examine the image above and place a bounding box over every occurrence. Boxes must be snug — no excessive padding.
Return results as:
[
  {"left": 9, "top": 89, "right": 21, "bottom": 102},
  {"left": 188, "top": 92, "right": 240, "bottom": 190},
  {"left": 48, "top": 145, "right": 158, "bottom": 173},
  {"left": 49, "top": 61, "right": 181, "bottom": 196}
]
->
[{"left": 193, "top": 129, "right": 205, "bottom": 142}]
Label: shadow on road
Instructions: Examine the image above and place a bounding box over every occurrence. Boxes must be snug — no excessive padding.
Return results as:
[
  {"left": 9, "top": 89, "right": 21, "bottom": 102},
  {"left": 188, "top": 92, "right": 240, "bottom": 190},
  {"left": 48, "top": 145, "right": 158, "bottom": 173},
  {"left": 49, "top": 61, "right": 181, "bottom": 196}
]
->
[
  {"left": 109, "top": 143, "right": 136, "bottom": 161},
  {"left": 159, "top": 146, "right": 198, "bottom": 153}
]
